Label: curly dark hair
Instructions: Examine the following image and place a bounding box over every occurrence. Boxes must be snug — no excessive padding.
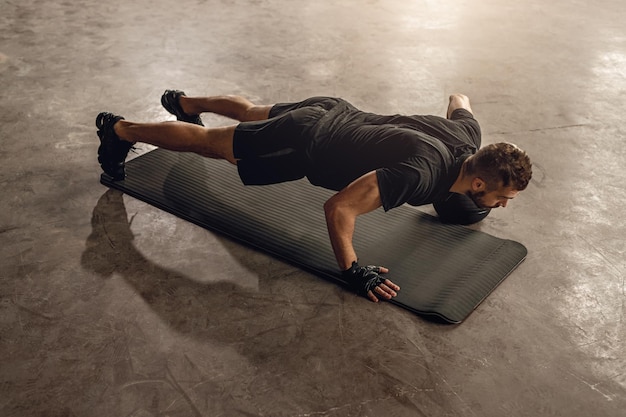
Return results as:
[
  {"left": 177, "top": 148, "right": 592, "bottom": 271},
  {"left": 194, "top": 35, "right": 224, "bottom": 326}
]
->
[{"left": 465, "top": 143, "right": 532, "bottom": 191}]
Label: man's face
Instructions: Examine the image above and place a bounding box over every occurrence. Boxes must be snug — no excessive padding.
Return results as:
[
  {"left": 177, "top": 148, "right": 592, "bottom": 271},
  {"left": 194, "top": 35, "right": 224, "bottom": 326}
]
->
[{"left": 468, "top": 185, "right": 519, "bottom": 209}]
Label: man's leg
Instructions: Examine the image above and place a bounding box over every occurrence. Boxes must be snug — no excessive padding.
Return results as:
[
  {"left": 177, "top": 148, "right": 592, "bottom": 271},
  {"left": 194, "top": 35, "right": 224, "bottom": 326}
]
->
[
  {"left": 96, "top": 111, "right": 238, "bottom": 180},
  {"left": 163, "top": 90, "right": 273, "bottom": 122},
  {"left": 115, "top": 120, "right": 237, "bottom": 163},
  {"left": 179, "top": 95, "right": 273, "bottom": 122}
]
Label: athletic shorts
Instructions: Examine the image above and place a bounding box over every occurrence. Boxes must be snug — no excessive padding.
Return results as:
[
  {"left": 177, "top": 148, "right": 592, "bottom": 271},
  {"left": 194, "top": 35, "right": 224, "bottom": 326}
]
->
[{"left": 233, "top": 97, "right": 342, "bottom": 185}]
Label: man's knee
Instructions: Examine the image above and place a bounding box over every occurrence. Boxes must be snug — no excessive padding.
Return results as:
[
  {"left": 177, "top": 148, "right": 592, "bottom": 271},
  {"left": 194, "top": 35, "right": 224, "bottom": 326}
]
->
[{"left": 243, "top": 105, "right": 273, "bottom": 122}]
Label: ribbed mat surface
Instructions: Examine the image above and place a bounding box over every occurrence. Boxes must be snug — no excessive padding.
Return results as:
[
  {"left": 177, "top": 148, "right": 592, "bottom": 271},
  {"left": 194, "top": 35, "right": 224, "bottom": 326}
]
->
[{"left": 101, "top": 149, "right": 527, "bottom": 323}]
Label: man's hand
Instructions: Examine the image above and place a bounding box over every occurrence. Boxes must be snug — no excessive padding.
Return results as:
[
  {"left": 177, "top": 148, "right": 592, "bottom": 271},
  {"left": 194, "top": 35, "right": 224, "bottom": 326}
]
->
[{"left": 342, "top": 261, "right": 401, "bottom": 302}]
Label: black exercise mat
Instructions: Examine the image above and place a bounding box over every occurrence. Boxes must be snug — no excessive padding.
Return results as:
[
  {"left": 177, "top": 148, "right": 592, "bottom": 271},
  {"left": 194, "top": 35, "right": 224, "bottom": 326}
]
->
[{"left": 101, "top": 149, "right": 527, "bottom": 323}]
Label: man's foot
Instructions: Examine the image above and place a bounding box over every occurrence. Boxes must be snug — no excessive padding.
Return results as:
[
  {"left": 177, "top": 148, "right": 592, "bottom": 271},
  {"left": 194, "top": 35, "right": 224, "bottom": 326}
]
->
[
  {"left": 161, "top": 90, "right": 204, "bottom": 126},
  {"left": 96, "top": 112, "right": 134, "bottom": 181}
]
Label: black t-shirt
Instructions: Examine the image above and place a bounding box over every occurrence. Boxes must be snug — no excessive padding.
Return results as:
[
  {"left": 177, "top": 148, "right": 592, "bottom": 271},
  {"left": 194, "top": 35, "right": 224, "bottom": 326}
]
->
[{"left": 304, "top": 100, "right": 481, "bottom": 211}]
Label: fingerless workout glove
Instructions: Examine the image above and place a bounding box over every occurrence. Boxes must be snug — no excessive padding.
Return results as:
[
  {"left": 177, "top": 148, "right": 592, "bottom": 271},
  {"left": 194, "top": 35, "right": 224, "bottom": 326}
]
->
[{"left": 341, "top": 261, "right": 385, "bottom": 296}]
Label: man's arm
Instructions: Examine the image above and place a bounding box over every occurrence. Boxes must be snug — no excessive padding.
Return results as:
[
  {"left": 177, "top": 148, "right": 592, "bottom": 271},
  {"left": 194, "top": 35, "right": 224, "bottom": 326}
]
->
[
  {"left": 323, "top": 171, "right": 400, "bottom": 302},
  {"left": 447, "top": 94, "right": 473, "bottom": 119}
]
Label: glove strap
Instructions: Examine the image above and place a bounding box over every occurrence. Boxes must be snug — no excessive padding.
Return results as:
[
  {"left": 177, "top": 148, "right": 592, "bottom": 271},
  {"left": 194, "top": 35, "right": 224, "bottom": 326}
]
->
[{"left": 341, "top": 261, "right": 384, "bottom": 296}]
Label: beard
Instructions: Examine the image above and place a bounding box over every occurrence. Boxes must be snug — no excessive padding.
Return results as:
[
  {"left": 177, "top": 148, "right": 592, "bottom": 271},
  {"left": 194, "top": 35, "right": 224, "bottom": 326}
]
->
[{"left": 466, "top": 190, "right": 492, "bottom": 209}]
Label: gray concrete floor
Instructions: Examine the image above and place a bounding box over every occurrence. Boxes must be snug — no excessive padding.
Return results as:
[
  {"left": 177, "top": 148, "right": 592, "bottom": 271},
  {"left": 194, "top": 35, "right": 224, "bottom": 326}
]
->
[{"left": 1, "top": 0, "right": 625, "bottom": 416}]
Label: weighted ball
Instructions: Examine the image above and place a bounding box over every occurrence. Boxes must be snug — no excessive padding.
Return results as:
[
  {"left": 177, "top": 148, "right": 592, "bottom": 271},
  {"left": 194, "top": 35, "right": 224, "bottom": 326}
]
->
[{"left": 433, "top": 193, "right": 491, "bottom": 225}]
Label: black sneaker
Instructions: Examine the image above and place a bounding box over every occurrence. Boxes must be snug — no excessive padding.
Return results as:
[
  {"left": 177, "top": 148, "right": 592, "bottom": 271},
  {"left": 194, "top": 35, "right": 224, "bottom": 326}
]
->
[
  {"left": 96, "top": 112, "right": 134, "bottom": 181},
  {"left": 161, "top": 90, "right": 204, "bottom": 126}
]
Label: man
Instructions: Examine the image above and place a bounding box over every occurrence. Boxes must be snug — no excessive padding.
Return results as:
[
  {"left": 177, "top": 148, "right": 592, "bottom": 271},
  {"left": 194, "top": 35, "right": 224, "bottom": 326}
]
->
[{"left": 96, "top": 91, "right": 532, "bottom": 303}]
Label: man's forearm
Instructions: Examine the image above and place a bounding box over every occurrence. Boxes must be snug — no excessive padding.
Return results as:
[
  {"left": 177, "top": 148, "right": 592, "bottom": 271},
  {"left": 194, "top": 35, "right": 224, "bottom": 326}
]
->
[{"left": 324, "top": 200, "right": 358, "bottom": 271}]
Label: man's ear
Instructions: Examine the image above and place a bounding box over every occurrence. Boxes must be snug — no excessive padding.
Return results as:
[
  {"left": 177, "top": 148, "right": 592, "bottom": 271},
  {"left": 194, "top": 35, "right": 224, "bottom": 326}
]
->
[{"left": 471, "top": 177, "right": 486, "bottom": 191}]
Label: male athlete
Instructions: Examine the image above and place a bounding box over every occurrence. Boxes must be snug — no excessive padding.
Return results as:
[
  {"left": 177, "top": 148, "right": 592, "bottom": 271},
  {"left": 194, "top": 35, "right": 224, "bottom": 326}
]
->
[{"left": 96, "top": 91, "right": 532, "bottom": 302}]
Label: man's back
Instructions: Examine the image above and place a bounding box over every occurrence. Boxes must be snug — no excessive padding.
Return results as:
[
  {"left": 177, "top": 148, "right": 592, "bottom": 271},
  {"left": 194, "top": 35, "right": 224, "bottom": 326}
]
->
[{"left": 302, "top": 99, "right": 482, "bottom": 209}]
